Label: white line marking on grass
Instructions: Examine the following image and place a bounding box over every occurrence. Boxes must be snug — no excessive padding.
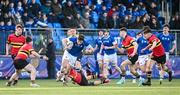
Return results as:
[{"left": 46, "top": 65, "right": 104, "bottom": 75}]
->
[{"left": 0, "top": 87, "right": 180, "bottom": 91}]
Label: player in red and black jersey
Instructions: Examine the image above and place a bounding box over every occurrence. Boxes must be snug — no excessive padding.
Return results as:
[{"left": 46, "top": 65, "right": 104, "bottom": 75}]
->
[
  {"left": 58, "top": 67, "right": 108, "bottom": 86},
  {"left": 142, "top": 26, "right": 167, "bottom": 86},
  {"left": 6, "top": 36, "right": 48, "bottom": 87},
  {"left": 116, "top": 27, "right": 144, "bottom": 86},
  {"left": 6, "top": 24, "right": 26, "bottom": 85},
  {"left": 6, "top": 24, "right": 26, "bottom": 59}
]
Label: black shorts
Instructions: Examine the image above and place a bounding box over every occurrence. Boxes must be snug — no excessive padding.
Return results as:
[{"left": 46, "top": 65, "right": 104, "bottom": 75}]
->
[
  {"left": 151, "top": 54, "right": 166, "bottom": 64},
  {"left": 13, "top": 59, "right": 29, "bottom": 70},
  {"left": 79, "top": 73, "right": 94, "bottom": 86},
  {"left": 128, "top": 54, "right": 138, "bottom": 65}
]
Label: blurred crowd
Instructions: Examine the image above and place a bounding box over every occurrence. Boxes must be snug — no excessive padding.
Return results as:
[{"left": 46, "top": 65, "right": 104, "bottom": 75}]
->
[{"left": 0, "top": 0, "right": 180, "bottom": 30}]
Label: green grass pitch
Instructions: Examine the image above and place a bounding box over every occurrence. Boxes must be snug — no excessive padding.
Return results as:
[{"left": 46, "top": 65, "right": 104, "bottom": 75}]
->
[{"left": 0, "top": 79, "right": 180, "bottom": 95}]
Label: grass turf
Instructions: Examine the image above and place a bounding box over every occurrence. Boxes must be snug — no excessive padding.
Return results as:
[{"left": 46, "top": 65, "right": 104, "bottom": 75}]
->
[{"left": 0, "top": 79, "right": 180, "bottom": 95}]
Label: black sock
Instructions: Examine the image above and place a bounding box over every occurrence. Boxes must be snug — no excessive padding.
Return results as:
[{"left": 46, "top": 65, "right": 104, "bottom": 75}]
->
[
  {"left": 147, "top": 71, "right": 152, "bottom": 82},
  {"left": 133, "top": 72, "right": 140, "bottom": 79}
]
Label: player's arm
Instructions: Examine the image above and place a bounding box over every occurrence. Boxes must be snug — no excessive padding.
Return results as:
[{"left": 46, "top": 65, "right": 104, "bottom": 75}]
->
[
  {"left": 170, "top": 40, "right": 176, "bottom": 53},
  {"left": 6, "top": 43, "right": 10, "bottom": 55},
  {"left": 117, "top": 47, "right": 125, "bottom": 53},
  {"left": 141, "top": 44, "right": 151, "bottom": 52},
  {"left": 85, "top": 45, "right": 94, "bottom": 54},
  {"left": 62, "top": 38, "right": 68, "bottom": 49},
  {"left": 149, "top": 40, "right": 157, "bottom": 51},
  {"left": 130, "top": 41, "right": 138, "bottom": 57},
  {"left": 104, "top": 40, "right": 117, "bottom": 49},
  {"left": 31, "top": 50, "right": 48, "bottom": 60},
  {"left": 6, "top": 37, "right": 11, "bottom": 55}
]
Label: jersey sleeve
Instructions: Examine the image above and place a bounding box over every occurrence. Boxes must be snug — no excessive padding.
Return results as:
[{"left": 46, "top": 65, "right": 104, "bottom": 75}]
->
[
  {"left": 28, "top": 45, "right": 35, "bottom": 53},
  {"left": 84, "top": 40, "right": 90, "bottom": 46},
  {"left": 170, "top": 34, "right": 175, "bottom": 41},
  {"left": 69, "top": 37, "right": 77, "bottom": 43},
  {"left": 129, "top": 37, "right": 135, "bottom": 44},
  {"left": 112, "top": 37, "right": 117, "bottom": 45},
  {"left": 7, "top": 35, "right": 11, "bottom": 44}
]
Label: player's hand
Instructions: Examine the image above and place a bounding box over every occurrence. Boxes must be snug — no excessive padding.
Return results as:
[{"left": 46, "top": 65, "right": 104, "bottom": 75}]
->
[
  {"left": 43, "top": 56, "right": 49, "bottom": 60},
  {"left": 141, "top": 48, "right": 146, "bottom": 53},
  {"left": 104, "top": 46, "right": 109, "bottom": 49},
  {"left": 169, "top": 49, "right": 174, "bottom": 54},
  {"left": 149, "top": 48, "right": 153, "bottom": 51}
]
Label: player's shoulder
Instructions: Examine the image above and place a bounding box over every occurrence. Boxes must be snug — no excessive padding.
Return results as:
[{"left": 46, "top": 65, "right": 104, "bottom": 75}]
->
[{"left": 8, "top": 33, "right": 15, "bottom": 37}]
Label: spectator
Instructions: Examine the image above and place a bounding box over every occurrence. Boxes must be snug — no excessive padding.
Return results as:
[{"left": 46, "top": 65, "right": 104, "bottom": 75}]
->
[
  {"left": 90, "top": 10, "right": 99, "bottom": 28},
  {"left": 16, "top": 1, "right": 24, "bottom": 16},
  {"left": 40, "top": 13, "right": 49, "bottom": 24},
  {"left": 107, "top": 6, "right": 116, "bottom": 17},
  {"left": 141, "top": 13, "right": 150, "bottom": 26},
  {"left": 63, "top": 15, "right": 77, "bottom": 28},
  {"left": 81, "top": 12, "right": 90, "bottom": 28},
  {"left": 5, "top": 20, "right": 15, "bottom": 33},
  {"left": 41, "top": 0, "right": 52, "bottom": 15},
  {"left": 46, "top": 38, "right": 56, "bottom": 79},
  {"left": 22, "top": 0, "right": 29, "bottom": 12},
  {"left": 28, "top": 0, "right": 41, "bottom": 17},
  {"left": 51, "top": 0, "right": 62, "bottom": 18},
  {"left": 139, "top": 5, "right": 147, "bottom": 16},
  {"left": 129, "top": 16, "right": 144, "bottom": 29},
  {"left": 98, "top": 5, "right": 108, "bottom": 16},
  {"left": 22, "top": 11, "right": 29, "bottom": 24},
  {"left": 74, "top": 13, "right": 85, "bottom": 29},
  {"left": 98, "top": 12, "right": 108, "bottom": 29},
  {"left": 107, "top": 13, "right": 120, "bottom": 29},
  {"left": 0, "top": 21, "right": 5, "bottom": 31},
  {"left": 148, "top": 2, "right": 158, "bottom": 17},
  {"left": 9, "top": 2, "right": 16, "bottom": 15},
  {"left": 62, "top": 0, "right": 77, "bottom": 18},
  {"left": 149, "top": 17, "right": 160, "bottom": 30},
  {"left": 169, "top": 14, "right": 180, "bottom": 29}
]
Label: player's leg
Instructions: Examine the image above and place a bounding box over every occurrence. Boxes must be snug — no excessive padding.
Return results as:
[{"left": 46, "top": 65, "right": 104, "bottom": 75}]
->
[
  {"left": 164, "top": 52, "right": 172, "bottom": 82},
  {"left": 111, "top": 53, "right": 121, "bottom": 74},
  {"left": 24, "top": 64, "right": 39, "bottom": 87},
  {"left": 97, "top": 53, "right": 104, "bottom": 77},
  {"left": 142, "top": 58, "right": 156, "bottom": 86},
  {"left": 103, "top": 54, "right": 110, "bottom": 79},
  {"left": 129, "top": 64, "right": 144, "bottom": 86},
  {"left": 6, "top": 69, "right": 21, "bottom": 86},
  {"left": 116, "top": 59, "right": 130, "bottom": 85}
]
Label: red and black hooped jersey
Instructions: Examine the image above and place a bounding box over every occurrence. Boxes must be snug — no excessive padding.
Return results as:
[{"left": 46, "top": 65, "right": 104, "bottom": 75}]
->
[
  {"left": 68, "top": 68, "right": 82, "bottom": 84},
  {"left": 15, "top": 44, "right": 34, "bottom": 60},
  {"left": 7, "top": 34, "right": 26, "bottom": 55},
  {"left": 148, "top": 34, "right": 165, "bottom": 57},
  {"left": 122, "top": 35, "right": 136, "bottom": 56}
]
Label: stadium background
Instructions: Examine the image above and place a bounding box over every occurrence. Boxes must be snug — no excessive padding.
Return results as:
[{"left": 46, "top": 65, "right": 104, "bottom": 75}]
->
[{"left": 0, "top": 0, "right": 180, "bottom": 79}]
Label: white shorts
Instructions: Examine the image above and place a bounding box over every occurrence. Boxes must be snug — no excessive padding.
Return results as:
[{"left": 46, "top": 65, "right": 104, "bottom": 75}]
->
[
  {"left": 62, "top": 50, "right": 77, "bottom": 67},
  {"left": 138, "top": 55, "right": 149, "bottom": 66},
  {"left": 97, "top": 53, "right": 103, "bottom": 61},
  {"left": 165, "top": 52, "right": 169, "bottom": 61},
  {"left": 104, "top": 53, "right": 117, "bottom": 66}
]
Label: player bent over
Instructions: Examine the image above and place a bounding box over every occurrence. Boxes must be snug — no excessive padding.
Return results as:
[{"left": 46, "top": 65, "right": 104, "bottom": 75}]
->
[
  {"left": 142, "top": 26, "right": 167, "bottom": 86},
  {"left": 116, "top": 27, "right": 144, "bottom": 86},
  {"left": 6, "top": 36, "right": 48, "bottom": 87},
  {"left": 60, "top": 64, "right": 108, "bottom": 86}
]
